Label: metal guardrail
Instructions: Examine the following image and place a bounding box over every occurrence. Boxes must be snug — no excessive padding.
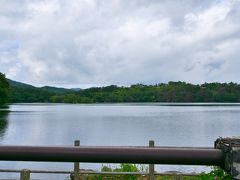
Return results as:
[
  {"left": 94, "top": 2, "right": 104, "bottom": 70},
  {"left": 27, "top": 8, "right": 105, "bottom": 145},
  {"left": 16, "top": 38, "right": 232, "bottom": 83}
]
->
[
  {"left": 0, "top": 169, "right": 199, "bottom": 176},
  {"left": 0, "top": 146, "right": 223, "bottom": 165},
  {"left": 0, "top": 138, "right": 235, "bottom": 180},
  {"left": 0, "top": 169, "right": 199, "bottom": 180}
]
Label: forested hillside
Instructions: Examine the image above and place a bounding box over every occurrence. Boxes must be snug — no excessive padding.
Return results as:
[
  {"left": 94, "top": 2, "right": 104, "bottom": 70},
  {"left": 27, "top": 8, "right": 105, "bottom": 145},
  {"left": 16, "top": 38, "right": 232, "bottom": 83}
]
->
[
  {"left": 7, "top": 79, "right": 73, "bottom": 103},
  {"left": 50, "top": 82, "right": 240, "bottom": 103},
  {"left": 5, "top": 78, "right": 240, "bottom": 103}
]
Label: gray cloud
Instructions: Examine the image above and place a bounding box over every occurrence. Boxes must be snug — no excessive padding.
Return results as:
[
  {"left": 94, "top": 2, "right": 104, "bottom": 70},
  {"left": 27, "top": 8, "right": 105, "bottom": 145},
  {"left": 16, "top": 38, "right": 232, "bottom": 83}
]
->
[{"left": 0, "top": 0, "right": 240, "bottom": 87}]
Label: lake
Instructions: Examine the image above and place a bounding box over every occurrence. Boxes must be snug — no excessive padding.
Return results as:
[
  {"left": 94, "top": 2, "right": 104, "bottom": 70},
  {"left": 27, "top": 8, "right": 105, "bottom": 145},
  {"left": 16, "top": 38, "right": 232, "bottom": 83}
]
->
[{"left": 0, "top": 103, "right": 240, "bottom": 179}]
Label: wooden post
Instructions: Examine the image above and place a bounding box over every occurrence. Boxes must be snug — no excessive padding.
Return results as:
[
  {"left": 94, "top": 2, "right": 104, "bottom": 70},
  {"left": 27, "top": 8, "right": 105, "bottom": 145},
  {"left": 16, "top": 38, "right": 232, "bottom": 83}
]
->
[
  {"left": 74, "top": 140, "right": 80, "bottom": 180},
  {"left": 20, "top": 169, "right": 30, "bottom": 180},
  {"left": 172, "top": 175, "right": 181, "bottom": 180},
  {"left": 149, "top": 140, "right": 155, "bottom": 180}
]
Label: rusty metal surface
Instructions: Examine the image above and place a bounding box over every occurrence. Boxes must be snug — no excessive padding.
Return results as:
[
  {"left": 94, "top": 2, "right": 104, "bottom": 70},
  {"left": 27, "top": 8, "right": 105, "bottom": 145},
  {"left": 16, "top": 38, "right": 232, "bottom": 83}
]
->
[
  {"left": 0, "top": 145, "right": 223, "bottom": 165},
  {"left": 215, "top": 137, "right": 240, "bottom": 148},
  {"left": 215, "top": 137, "right": 240, "bottom": 179}
]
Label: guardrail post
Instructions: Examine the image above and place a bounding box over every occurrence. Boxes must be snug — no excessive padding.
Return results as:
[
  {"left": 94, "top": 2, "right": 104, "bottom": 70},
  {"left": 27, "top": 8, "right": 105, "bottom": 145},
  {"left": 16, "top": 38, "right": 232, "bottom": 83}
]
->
[
  {"left": 74, "top": 140, "right": 80, "bottom": 180},
  {"left": 149, "top": 140, "right": 155, "bottom": 180},
  {"left": 215, "top": 137, "right": 240, "bottom": 179},
  {"left": 172, "top": 175, "right": 181, "bottom": 180},
  {"left": 20, "top": 169, "right": 30, "bottom": 180}
]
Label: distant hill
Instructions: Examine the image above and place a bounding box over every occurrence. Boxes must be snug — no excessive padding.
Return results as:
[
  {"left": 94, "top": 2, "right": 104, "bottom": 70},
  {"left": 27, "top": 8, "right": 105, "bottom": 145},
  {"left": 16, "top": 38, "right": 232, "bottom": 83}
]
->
[
  {"left": 7, "top": 79, "right": 79, "bottom": 94},
  {"left": 7, "top": 79, "right": 35, "bottom": 89},
  {"left": 71, "top": 88, "right": 82, "bottom": 91},
  {"left": 40, "top": 86, "right": 73, "bottom": 94},
  {"left": 7, "top": 79, "right": 81, "bottom": 103}
]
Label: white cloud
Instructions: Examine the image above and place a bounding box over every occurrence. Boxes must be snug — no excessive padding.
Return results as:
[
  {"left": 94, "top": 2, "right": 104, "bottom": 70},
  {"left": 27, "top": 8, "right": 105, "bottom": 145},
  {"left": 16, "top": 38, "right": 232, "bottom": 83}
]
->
[{"left": 0, "top": 0, "right": 240, "bottom": 87}]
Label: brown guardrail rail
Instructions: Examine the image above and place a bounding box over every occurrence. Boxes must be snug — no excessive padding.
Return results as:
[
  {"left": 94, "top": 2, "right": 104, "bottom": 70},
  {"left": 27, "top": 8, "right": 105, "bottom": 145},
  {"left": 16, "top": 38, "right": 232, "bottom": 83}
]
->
[{"left": 0, "top": 145, "right": 224, "bottom": 165}]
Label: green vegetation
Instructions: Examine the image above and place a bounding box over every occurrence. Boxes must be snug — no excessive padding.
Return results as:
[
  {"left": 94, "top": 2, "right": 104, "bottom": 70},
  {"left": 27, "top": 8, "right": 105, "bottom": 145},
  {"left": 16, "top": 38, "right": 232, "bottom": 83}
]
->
[
  {"left": 8, "top": 80, "right": 240, "bottom": 103},
  {"left": 50, "top": 82, "right": 240, "bottom": 103},
  {"left": 77, "top": 164, "right": 232, "bottom": 180},
  {"left": 7, "top": 79, "right": 73, "bottom": 103},
  {"left": 91, "top": 164, "right": 142, "bottom": 180},
  {"left": 199, "top": 166, "right": 232, "bottom": 179},
  {"left": 0, "top": 73, "right": 10, "bottom": 106}
]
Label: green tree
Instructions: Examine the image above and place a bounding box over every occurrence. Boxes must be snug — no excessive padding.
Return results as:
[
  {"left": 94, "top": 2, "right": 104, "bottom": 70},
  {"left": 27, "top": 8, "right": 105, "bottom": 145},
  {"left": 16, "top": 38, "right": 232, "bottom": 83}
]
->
[
  {"left": 8, "top": 80, "right": 240, "bottom": 103},
  {"left": 0, "top": 73, "right": 10, "bottom": 105}
]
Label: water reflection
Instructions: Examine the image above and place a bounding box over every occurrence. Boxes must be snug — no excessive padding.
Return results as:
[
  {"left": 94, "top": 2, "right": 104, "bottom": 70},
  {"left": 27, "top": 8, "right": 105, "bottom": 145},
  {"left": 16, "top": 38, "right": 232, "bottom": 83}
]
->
[{"left": 0, "top": 106, "right": 9, "bottom": 138}]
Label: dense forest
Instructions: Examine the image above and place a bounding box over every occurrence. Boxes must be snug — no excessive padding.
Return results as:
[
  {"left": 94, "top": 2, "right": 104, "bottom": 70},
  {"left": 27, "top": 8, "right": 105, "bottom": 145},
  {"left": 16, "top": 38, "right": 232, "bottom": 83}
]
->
[
  {"left": 49, "top": 82, "right": 240, "bottom": 103},
  {"left": 0, "top": 73, "right": 10, "bottom": 106},
  {"left": 1, "top": 72, "right": 240, "bottom": 103},
  {"left": 7, "top": 79, "right": 240, "bottom": 103}
]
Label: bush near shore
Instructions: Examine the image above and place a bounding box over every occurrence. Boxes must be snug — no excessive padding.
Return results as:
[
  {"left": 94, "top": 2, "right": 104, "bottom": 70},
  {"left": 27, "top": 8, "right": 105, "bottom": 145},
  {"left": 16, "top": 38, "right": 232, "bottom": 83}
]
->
[{"left": 72, "top": 164, "right": 232, "bottom": 180}]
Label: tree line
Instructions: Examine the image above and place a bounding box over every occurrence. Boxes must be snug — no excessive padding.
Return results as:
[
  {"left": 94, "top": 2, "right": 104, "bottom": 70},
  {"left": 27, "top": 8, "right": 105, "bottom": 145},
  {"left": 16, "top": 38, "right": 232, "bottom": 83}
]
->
[
  {"left": 50, "top": 82, "right": 240, "bottom": 103},
  {"left": 1, "top": 72, "right": 240, "bottom": 104}
]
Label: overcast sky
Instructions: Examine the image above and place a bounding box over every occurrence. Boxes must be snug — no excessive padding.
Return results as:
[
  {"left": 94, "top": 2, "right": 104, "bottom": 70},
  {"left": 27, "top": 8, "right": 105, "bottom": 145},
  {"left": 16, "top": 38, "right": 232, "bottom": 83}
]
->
[{"left": 0, "top": 0, "right": 240, "bottom": 88}]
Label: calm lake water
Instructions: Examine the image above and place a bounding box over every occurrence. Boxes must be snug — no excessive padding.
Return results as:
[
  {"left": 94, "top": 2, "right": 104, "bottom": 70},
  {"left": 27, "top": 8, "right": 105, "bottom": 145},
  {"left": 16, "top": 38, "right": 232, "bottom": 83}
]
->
[{"left": 0, "top": 103, "right": 240, "bottom": 179}]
